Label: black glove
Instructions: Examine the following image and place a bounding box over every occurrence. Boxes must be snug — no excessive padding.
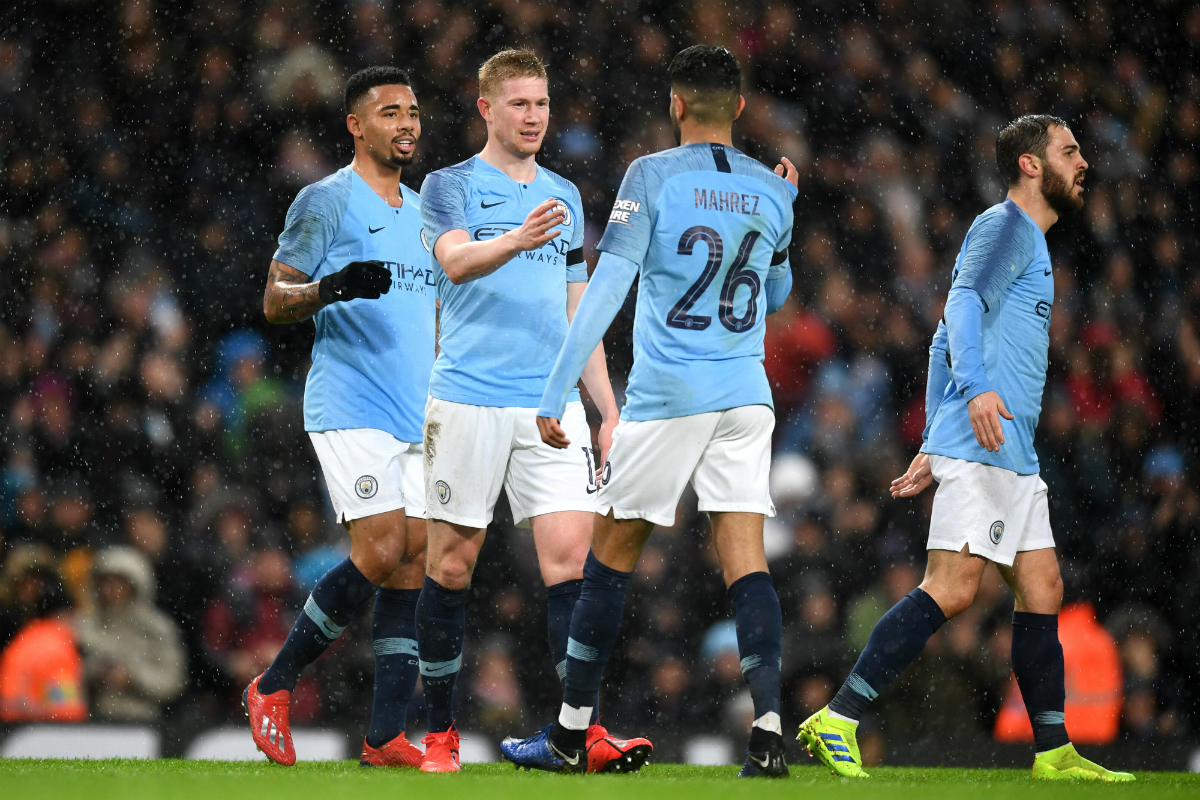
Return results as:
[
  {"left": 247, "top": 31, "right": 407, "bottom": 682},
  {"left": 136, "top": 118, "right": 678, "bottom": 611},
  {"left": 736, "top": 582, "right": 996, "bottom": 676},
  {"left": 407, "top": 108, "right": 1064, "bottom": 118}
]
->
[{"left": 318, "top": 260, "right": 392, "bottom": 304}]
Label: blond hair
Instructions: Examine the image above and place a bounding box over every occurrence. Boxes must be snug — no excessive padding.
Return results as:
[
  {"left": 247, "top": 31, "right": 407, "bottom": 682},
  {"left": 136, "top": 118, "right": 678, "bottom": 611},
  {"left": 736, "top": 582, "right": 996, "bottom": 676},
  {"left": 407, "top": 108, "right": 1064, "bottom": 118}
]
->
[{"left": 478, "top": 48, "right": 547, "bottom": 98}]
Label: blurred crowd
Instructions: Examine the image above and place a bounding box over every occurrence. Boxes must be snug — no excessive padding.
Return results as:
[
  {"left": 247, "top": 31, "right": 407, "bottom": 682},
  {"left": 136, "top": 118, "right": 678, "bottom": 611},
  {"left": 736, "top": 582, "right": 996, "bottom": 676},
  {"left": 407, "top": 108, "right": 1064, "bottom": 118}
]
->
[{"left": 0, "top": 0, "right": 1197, "bottom": 759}]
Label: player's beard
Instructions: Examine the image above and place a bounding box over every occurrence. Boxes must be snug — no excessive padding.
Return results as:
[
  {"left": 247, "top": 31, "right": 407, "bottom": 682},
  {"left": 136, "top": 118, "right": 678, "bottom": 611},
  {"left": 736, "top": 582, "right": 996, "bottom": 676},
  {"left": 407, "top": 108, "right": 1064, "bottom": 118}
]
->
[{"left": 1041, "top": 162, "right": 1084, "bottom": 214}]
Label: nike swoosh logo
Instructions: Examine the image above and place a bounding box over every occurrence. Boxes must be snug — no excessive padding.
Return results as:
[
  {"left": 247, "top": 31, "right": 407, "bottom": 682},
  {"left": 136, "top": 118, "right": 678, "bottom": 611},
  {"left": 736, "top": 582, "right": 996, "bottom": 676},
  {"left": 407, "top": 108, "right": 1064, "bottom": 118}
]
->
[
  {"left": 549, "top": 741, "right": 579, "bottom": 766},
  {"left": 369, "top": 226, "right": 385, "bottom": 234},
  {"left": 750, "top": 753, "right": 770, "bottom": 768},
  {"left": 481, "top": 200, "right": 505, "bottom": 208},
  {"left": 1044, "top": 267, "right": 1052, "bottom": 275}
]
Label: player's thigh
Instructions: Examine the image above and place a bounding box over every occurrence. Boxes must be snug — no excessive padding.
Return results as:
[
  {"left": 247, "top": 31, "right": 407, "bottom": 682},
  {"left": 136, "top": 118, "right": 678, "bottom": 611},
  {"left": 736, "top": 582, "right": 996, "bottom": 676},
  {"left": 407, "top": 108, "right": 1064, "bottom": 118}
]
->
[
  {"left": 596, "top": 413, "right": 719, "bottom": 528},
  {"left": 710, "top": 511, "right": 769, "bottom": 588},
  {"left": 529, "top": 510, "right": 593, "bottom": 585},
  {"left": 918, "top": 546, "right": 990, "bottom": 618},
  {"left": 381, "top": 515, "right": 427, "bottom": 590},
  {"left": 926, "top": 455, "right": 1023, "bottom": 567},
  {"left": 309, "top": 428, "right": 414, "bottom": 524},
  {"left": 691, "top": 405, "right": 776, "bottom": 518},
  {"left": 346, "top": 507, "right": 410, "bottom": 584},
  {"left": 423, "top": 397, "right": 512, "bottom": 529},
  {"left": 505, "top": 402, "right": 595, "bottom": 527},
  {"left": 998, "top": 479, "right": 1062, "bottom": 614},
  {"left": 424, "top": 518, "right": 487, "bottom": 589}
]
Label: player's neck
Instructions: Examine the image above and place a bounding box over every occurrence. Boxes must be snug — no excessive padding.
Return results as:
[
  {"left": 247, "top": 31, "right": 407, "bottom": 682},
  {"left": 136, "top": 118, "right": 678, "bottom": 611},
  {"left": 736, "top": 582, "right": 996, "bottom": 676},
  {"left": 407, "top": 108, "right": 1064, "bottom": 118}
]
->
[
  {"left": 478, "top": 139, "right": 538, "bottom": 183},
  {"left": 1006, "top": 185, "right": 1058, "bottom": 233},
  {"left": 678, "top": 123, "right": 734, "bottom": 148},
  {"left": 350, "top": 154, "right": 403, "bottom": 208}
]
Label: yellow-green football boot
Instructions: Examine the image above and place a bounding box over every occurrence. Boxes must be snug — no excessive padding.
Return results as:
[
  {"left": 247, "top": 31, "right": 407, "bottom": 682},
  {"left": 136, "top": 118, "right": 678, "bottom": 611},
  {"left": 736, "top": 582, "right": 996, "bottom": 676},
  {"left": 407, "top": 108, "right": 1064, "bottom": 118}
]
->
[
  {"left": 1031, "top": 744, "right": 1135, "bottom": 782},
  {"left": 797, "top": 706, "right": 868, "bottom": 778}
]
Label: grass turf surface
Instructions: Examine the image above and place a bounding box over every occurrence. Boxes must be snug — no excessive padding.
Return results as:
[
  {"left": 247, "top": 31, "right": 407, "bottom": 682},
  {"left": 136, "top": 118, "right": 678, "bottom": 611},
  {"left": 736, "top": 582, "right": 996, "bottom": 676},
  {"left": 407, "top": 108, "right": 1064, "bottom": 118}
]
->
[{"left": 1, "top": 760, "right": 1199, "bottom": 800}]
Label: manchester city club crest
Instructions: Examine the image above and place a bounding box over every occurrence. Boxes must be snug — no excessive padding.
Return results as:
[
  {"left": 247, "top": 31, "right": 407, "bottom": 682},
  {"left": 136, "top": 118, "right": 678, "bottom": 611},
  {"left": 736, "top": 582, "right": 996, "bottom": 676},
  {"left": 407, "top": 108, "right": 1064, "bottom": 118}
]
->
[
  {"left": 550, "top": 197, "right": 572, "bottom": 227},
  {"left": 435, "top": 480, "right": 452, "bottom": 504},
  {"left": 355, "top": 475, "right": 378, "bottom": 499},
  {"left": 989, "top": 520, "right": 1005, "bottom": 545}
]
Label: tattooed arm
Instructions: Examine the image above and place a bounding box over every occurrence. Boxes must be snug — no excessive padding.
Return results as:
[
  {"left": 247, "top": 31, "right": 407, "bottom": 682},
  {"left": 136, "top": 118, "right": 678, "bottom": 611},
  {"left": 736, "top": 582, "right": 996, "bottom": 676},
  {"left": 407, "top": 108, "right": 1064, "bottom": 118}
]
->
[{"left": 263, "top": 259, "right": 325, "bottom": 324}]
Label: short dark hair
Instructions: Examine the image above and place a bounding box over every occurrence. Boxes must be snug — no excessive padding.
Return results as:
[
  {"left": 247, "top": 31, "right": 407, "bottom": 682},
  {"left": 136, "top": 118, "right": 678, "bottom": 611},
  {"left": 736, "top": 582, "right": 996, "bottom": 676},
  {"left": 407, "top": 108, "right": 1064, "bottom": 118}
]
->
[
  {"left": 345, "top": 66, "right": 412, "bottom": 115},
  {"left": 669, "top": 45, "right": 742, "bottom": 125},
  {"left": 995, "top": 114, "right": 1071, "bottom": 186}
]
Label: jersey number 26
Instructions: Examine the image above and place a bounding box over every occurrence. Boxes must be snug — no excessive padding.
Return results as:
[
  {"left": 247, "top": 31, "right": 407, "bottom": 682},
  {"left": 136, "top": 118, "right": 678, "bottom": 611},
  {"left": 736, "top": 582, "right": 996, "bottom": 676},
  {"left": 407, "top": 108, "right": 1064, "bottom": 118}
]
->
[{"left": 667, "top": 226, "right": 762, "bottom": 333}]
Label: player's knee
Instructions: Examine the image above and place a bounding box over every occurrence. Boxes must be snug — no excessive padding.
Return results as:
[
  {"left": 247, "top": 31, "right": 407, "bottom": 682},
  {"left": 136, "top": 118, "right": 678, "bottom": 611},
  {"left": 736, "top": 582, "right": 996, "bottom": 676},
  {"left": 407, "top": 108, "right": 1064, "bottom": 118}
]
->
[
  {"left": 924, "top": 580, "right": 977, "bottom": 619},
  {"left": 428, "top": 555, "right": 474, "bottom": 591}
]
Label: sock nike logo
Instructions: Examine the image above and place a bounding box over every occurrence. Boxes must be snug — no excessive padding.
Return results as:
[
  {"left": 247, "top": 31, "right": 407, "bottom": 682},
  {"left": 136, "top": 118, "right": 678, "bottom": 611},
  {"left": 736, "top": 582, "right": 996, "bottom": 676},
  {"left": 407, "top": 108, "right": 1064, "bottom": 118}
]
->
[{"left": 369, "top": 225, "right": 385, "bottom": 233}]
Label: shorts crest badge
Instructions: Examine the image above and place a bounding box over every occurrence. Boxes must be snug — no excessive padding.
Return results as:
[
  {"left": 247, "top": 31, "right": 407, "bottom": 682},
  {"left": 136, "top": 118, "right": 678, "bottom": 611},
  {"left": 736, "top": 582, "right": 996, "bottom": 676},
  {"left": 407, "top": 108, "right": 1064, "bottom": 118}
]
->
[
  {"left": 356, "top": 475, "right": 378, "bottom": 499},
  {"left": 989, "top": 520, "right": 1005, "bottom": 545},
  {"left": 435, "top": 480, "right": 452, "bottom": 504}
]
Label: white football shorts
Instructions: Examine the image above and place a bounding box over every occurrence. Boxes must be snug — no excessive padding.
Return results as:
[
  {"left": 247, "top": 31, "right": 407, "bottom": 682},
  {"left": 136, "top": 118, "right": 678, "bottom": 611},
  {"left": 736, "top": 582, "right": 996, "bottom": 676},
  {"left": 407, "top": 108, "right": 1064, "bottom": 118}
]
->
[
  {"left": 309, "top": 428, "right": 426, "bottom": 523},
  {"left": 597, "top": 404, "right": 776, "bottom": 527},
  {"left": 926, "top": 455, "right": 1055, "bottom": 567},
  {"left": 422, "top": 397, "right": 594, "bottom": 528}
]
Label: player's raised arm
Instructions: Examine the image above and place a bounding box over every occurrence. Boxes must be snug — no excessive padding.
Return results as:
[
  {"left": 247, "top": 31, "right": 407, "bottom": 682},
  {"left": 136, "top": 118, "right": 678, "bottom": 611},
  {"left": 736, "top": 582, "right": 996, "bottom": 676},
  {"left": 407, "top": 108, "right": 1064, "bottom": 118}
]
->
[{"left": 434, "top": 199, "right": 565, "bottom": 284}]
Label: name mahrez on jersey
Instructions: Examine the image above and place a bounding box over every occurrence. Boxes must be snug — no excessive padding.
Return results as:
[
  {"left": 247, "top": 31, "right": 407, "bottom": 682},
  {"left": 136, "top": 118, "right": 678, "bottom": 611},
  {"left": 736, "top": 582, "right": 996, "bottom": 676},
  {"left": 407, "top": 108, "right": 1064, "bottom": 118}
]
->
[{"left": 694, "top": 188, "right": 762, "bottom": 216}]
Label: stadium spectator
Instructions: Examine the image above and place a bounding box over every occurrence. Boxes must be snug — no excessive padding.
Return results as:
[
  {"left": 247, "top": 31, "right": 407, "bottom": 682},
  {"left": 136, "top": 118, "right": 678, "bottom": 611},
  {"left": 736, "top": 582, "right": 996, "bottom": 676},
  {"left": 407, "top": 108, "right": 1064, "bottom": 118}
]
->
[{"left": 75, "top": 546, "right": 186, "bottom": 721}]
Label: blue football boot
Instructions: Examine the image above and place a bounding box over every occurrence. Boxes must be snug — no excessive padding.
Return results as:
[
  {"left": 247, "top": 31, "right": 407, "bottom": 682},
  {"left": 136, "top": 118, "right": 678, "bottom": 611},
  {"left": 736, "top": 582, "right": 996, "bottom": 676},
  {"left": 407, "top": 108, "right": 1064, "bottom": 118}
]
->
[{"left": 500, "top": 725, "right": 586, "bottom": 774}]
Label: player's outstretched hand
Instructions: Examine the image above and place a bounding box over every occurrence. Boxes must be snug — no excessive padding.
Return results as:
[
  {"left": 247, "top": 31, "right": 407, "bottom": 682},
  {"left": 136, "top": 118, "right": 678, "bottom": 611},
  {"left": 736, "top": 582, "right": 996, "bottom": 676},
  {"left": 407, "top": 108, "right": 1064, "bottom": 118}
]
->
[
  {"left": 318, "top": 260, "right": 392, "bottom": 304},
  {"left": 774, "top": 156, "right": 799, "bottom": 188},
  {"left": 536, "top": 415, "right": 571, "bottom": 450},
  {"left": 891, "top": 453, "right": 933, "bottom": 498},
  {"left": 509, "top": 199, "right": 565, "bottom": 253},
  {"left": 968, "top": 390, "right": 1014, "bottom": 452}
]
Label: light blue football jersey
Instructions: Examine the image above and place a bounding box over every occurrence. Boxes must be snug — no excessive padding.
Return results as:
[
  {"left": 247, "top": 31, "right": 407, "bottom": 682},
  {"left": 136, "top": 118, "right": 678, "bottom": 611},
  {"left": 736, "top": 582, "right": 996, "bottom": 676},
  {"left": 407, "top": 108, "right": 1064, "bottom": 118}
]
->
[
  {"left": 921, "top": 199, "right": 1053, "bottom": 475},
  {"left": 594, "top": 143, "right": 797, "bottom": 420},
  {"left": 273, "top": 166, "right": 436, "bottom": 443},
  {"left": 420, "top": 157, "right": 587, "bottom": 407}
]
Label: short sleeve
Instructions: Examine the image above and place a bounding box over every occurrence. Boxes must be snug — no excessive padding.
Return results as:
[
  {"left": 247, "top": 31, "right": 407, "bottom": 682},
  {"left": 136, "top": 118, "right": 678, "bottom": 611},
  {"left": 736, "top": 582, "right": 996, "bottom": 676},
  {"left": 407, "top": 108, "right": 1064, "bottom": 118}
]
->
[
  {"left": 952, "top": 205, "right": 1038, "bottom": 309},
  {"left": 597, "top": 158, "right": 653, "bottom": 265},
  {"left": 565, "top": 183, "right": 587, "bottom": 282},
  {"left": 273, "top": 181, "right": 348, "bottom": 276},
  {"left": 420, "top": 168, "right": 470, "bottom": 254}
]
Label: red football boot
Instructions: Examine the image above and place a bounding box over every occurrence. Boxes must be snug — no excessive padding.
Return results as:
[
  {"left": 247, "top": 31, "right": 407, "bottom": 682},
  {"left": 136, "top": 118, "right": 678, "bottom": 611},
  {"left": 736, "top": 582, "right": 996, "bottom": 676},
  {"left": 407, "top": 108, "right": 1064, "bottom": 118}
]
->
[
  {"left": 586, "top": 723, "right": 653, "bottom": 773},
  {"left": 360, "top": 733, "right": 424, "bottom": 767},
  {"left": 243, "top": 674, "right": 296, "bottom": 766},
  {"left": 420, "top": 727, "right": 461, "bottom": 773}
]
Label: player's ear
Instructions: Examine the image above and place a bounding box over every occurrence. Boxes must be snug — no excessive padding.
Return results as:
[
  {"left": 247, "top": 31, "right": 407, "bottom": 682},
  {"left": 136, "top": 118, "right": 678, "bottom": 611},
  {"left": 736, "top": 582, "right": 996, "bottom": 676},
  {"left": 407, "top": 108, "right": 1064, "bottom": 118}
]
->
[
  {"left": 346, "top": 113, "right": 362, "bottom": 139},
  {"left": 732, "top": 95, "right": 746, "bottom": 122},
  {"left": 1018, "top": 152, "right": 1041, "bottom": 181},
  {"left": 477, "top": 95, "right": 491, "bottom": 123},
  {"left": 670, "top": 93, "right": 685, "bottom": 122}
]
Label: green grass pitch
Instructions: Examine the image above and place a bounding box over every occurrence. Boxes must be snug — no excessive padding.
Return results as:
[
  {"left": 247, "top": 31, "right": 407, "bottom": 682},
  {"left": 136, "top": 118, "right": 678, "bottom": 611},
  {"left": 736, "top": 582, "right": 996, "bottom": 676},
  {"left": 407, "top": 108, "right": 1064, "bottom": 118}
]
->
[{"left": 1, "top": 760, "right": 1199, "bottom": 800}]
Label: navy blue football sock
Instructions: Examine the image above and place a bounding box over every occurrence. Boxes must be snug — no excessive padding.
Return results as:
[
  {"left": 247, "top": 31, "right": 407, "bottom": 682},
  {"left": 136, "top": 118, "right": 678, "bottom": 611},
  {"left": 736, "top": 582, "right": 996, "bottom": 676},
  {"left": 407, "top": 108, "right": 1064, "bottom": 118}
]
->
[
  {"left": 1011, "top": 611, "right": 1071, "bottom": 753},
  {"left": 547, "top": 578, "right": 600, "bottom": 724},
  {"left": 729, "top": 571, "right": 783, "bottom": 721},
  {"left": 259, "top": 558, "right": 377, "bottom": 695},
  {"left": 416, "top": 575, "right": 468, "bottom": 733},
  {"left": 828, "top": 587, "right": 946, "bottom": 721},
  {"left": 561, "top": 552, "right": 631, "bottom": 717},
  {"left": 366, "top": 587, "right": 421, "bottom": 748}
]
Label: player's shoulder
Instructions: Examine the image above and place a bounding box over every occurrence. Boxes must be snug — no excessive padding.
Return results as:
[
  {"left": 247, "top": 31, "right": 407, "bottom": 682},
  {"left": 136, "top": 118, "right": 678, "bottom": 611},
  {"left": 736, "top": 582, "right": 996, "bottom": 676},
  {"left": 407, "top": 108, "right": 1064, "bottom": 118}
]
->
[
  {"left": 727, "top": 149, "right": 798, "bottom": 203},
  {"left": 969, "top": 199, "right": 1041, "bottom": 250},
  {"left": 536, "top": 165, "right": 582, "bottom": 203},
  {"left": 292, "top": 166, "right": 354, "bottom": 213},
  {"left": 421, "top": 156, "right": 478, "bottom": 193}
]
